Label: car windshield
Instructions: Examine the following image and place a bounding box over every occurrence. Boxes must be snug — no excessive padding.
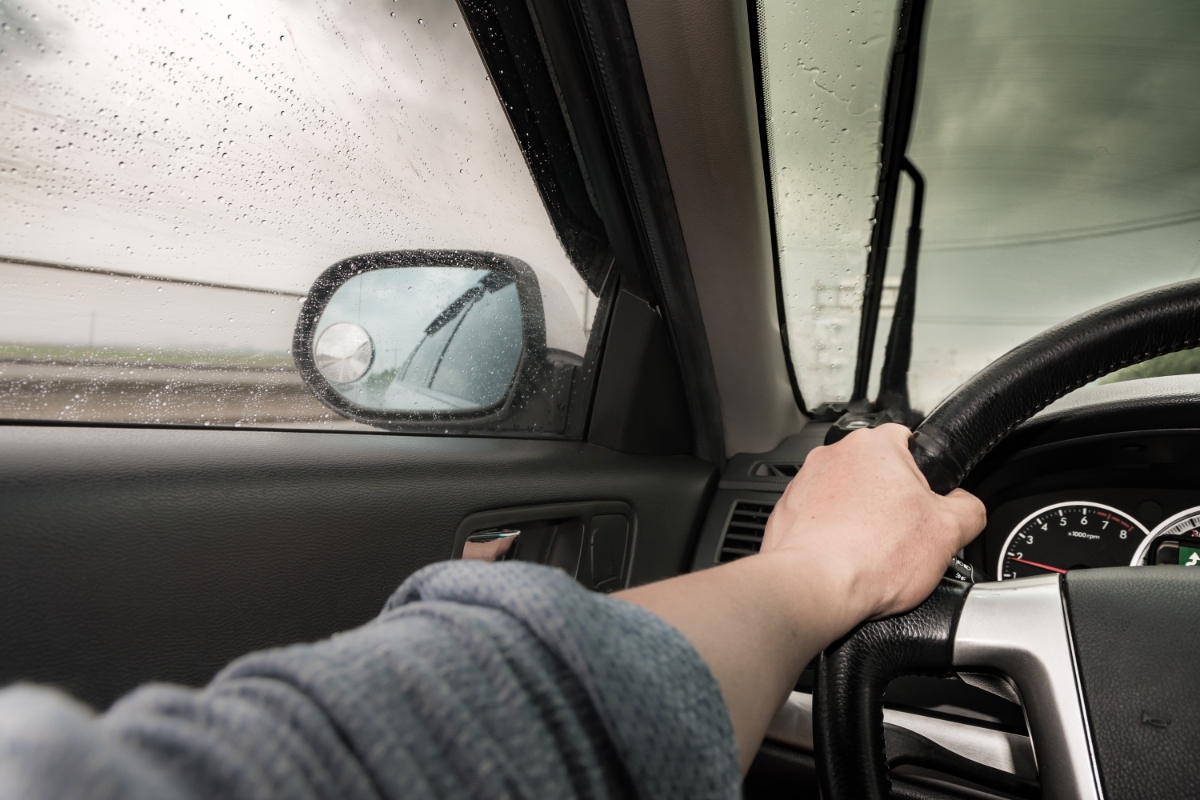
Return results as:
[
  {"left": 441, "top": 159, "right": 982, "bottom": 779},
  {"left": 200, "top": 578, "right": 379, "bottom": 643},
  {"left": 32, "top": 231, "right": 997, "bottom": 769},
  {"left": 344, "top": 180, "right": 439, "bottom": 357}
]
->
[
  {"left": 0, "top": 0, "right": 594, "bottom": 428},
  {"left": 759, "top": 0, "right": 1200, "bottom": 413}
]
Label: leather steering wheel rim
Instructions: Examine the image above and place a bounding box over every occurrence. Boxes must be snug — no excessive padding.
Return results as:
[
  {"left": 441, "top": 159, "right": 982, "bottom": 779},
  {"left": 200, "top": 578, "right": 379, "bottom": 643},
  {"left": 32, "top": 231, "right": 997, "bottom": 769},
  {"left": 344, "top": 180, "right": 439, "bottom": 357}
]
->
[
  {"left": 909, "top": 278, "right": 1200, "bottom": 495},
  {"left": 815, "top": 278, "right": 1200, "bottom": 800}
]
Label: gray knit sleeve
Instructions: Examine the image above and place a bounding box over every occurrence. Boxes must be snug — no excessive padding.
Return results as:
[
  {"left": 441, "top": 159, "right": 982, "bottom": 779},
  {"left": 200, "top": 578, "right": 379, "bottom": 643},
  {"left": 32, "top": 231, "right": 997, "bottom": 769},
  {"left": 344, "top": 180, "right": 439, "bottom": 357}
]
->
[{"left": 0, "top": 561, "right": 740, "bottom": 800}]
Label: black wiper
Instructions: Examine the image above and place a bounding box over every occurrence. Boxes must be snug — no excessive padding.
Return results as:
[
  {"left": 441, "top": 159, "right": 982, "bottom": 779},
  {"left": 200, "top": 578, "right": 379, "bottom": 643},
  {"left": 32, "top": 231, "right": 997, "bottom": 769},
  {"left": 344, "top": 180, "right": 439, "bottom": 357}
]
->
[
  {"left": 423, "top": 272, "right": 514, "bottom": 336},
  {"left": 824, "top": 159, "right": 925, "bottom": 444},
  {"left": 851, "top": 0, "right": 929, "bottom": 403},
  {"left": 876, "top": 158, "right": 925, "bottom": 426}
]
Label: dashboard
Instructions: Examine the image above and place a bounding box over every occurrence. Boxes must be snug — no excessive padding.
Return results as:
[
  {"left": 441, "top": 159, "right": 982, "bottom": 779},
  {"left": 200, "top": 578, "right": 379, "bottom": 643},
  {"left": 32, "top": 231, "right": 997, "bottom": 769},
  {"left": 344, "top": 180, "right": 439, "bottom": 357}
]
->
[
  {"left": 704, "top": 378, "right": 1200, "bottom": 800},
  {"left": 694, "top": 380, "right": 1200, "bottom": 586},
  {"left": 988, "top": 493, "right": 1200, "bottom": 581},
  {"left": 958, "top": 381, "right": 1200, "bottom": 585}
]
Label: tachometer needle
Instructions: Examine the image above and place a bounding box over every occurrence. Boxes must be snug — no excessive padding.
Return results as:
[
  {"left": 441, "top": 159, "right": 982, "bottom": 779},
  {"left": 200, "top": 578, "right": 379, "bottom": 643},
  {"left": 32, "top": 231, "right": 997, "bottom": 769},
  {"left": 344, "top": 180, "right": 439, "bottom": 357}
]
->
[{"left": 1011, "top": 557, "right": 1067, "bottom": 574}]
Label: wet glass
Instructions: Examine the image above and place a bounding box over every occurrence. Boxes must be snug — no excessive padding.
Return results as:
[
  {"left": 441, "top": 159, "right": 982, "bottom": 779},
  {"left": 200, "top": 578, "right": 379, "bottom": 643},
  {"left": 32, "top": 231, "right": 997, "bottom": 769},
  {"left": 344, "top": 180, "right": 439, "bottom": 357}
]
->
[
  {"left": 0, "top": 0, "right": 595, "bottom": 430},
  {"left": 764, "top": 0, "right": 1200, "bottom": 411},
  {"left": 757, "top": 0, "right": 903, "bottom": 406},
  {"left": 885, "top": 0, "right": 1200, "bottom": 411}
]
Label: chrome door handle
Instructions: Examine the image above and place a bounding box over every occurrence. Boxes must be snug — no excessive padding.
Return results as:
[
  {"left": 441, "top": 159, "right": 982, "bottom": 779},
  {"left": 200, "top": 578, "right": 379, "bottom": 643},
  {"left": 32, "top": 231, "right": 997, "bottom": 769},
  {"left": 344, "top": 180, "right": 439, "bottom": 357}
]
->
[{"left": 461, "top": 529, "right": 520, "bottom": 562}]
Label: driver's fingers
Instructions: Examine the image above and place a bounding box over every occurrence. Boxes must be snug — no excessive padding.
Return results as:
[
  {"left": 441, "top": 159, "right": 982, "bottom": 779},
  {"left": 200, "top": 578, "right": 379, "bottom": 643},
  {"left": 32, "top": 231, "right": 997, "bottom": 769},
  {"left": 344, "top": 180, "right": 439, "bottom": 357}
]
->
[
  {"left": 942, "top": 488, "right": 987, "bottom": 547},
  {"left": 875, "top": 422, "right": 912, "bottom": 446},
  {"left": 875, "top": 423, "right": 933, "bottom": 486}
]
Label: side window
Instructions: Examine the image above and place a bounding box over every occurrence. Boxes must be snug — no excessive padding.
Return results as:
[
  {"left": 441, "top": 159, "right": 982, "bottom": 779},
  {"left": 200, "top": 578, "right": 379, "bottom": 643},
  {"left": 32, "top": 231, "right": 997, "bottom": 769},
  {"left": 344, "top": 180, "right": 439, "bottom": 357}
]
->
[{"left": 0, "top": 1, "right": 607, "bottom": 436}]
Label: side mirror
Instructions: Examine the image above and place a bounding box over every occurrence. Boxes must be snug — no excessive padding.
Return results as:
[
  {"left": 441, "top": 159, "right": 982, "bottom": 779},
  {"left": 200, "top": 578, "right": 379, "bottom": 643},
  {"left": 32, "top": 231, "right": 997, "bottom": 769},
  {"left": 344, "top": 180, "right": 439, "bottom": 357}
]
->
[{"left": 294, "top": 251, "right": 552, "bottom": 430}]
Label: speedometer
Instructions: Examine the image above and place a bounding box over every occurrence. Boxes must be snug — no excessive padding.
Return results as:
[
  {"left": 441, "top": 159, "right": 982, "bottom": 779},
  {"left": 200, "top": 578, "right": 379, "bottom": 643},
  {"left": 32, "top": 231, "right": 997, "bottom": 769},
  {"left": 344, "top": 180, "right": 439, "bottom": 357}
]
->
[
  {"left": 1131, "top": 507, "right": 1200, "bottom": 566},
  {"left": 998, "top": 502, "right": 1149, "bottom": 580}
]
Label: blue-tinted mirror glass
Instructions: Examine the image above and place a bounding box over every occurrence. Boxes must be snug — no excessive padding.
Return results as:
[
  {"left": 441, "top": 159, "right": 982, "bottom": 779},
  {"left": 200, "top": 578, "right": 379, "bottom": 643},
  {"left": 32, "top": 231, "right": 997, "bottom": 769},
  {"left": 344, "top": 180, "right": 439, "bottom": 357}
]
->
[{"left": 314, "top": 267, "right": 524, "bottom": 412}]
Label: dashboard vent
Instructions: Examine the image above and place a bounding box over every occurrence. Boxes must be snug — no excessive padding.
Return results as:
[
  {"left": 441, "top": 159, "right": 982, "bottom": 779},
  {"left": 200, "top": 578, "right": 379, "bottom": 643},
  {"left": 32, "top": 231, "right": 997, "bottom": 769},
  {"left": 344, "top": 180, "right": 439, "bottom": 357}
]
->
[
  {"left": 717, "top": 499, "right": 777, "bottom": 563},
  {"left": 752, "top": 462, "right": 801, "bottom": 478}
]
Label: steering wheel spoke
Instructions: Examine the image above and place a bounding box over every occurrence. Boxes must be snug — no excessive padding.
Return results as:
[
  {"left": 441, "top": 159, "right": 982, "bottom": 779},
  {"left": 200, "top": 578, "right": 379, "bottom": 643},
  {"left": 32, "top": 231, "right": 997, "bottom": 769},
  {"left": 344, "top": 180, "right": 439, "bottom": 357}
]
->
[
  {"left": 952, "top": 576, "right": 1099, "bottom": 800},
  {"left": 818, "top": 569, "right": 1200, "bottom": 799}
]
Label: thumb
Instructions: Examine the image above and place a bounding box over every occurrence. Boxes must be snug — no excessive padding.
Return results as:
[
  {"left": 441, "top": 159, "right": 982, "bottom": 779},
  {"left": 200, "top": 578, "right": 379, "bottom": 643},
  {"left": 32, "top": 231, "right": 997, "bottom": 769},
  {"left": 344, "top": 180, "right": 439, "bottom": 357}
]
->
[{"left": 941, "top": 488, "right": 987, "bottom": 549}]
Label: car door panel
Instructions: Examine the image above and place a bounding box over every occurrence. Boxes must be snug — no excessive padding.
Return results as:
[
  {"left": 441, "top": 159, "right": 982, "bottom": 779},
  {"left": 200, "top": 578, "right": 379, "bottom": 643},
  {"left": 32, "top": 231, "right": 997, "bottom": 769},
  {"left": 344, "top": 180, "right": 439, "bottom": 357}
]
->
[{"left": 0, "top": 425, "right": 715, "bottom": 708}]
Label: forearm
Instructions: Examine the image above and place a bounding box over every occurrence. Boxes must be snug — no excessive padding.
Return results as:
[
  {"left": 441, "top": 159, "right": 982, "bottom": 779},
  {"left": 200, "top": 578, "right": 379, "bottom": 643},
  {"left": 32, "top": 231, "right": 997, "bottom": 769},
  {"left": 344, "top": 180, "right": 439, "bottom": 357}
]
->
[
  {"left": 0, "top": 562, "right": 743, "bottom": 800},
  {"left": 618, "top": 425, "right": 985, "bottom": 776},
  {"left": 616, "top": 550, "right": 868, "bottom": 774}
]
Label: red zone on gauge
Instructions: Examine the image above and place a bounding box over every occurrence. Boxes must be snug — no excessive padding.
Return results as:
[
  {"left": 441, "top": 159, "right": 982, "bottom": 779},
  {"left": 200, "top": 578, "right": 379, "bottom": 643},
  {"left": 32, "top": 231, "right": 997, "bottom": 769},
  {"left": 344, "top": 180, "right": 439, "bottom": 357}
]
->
[{"left": 997, "top": 502, "right": 1149, "bottom": 581}]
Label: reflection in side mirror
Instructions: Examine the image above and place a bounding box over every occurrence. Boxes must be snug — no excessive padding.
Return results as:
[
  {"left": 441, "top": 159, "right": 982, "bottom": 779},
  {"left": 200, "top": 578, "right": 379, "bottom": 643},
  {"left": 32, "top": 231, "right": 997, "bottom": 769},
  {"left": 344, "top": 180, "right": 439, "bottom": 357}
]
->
[
  {"left": 314, "top": 322, "right": 374, "bottom": 384},
  {"left": 387, "top": 271, "right": 523, "bottom": 409},
  {"left": 293, "top": 251, "right": 557, "bottom": 431}
]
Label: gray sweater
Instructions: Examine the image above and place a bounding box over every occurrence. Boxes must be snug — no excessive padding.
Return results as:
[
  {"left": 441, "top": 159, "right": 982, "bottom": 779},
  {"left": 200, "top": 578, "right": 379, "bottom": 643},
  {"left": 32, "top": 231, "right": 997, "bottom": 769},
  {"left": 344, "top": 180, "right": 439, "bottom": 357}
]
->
[{"left": 0, "top": 561, "right": 739, "bottom": 799}]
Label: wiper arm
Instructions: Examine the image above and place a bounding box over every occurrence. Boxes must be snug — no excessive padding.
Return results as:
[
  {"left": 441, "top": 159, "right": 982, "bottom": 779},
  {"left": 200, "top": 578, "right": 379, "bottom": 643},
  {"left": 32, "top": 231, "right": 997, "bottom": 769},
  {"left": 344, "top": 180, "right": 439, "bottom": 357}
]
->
[
  {"left": 823, "top": 159, "right": 925, "bottom": 443},
  {"left": 876, "top": 158, "right": 925, "bottom": 426},
  {"left": 851, "top": 0, "right": 930, "bottom": 402}
]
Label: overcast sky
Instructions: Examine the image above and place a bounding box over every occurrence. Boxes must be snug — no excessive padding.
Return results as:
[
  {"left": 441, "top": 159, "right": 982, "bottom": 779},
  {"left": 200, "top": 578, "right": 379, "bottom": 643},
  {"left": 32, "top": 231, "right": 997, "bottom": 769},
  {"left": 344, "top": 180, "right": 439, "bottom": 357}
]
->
[
  {"left": 765, "top": 0, "right": 1200, "bottom": 409},
  {"left": 0, "top": 0, "right": 591, "bottom": 356},
  {"left": 900, "top": 0, "right": 1200, "bottom": 409}
]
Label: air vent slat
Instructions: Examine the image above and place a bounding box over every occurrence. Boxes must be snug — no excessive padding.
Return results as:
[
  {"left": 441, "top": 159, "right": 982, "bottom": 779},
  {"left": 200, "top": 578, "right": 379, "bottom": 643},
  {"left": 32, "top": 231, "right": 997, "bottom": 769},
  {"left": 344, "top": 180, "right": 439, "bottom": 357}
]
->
[
  {"left": 717, "top": 499, "right": 778, "bottom": 563},
  {"left": 751, "top": 462, "right": 802, "bottom": 479}
]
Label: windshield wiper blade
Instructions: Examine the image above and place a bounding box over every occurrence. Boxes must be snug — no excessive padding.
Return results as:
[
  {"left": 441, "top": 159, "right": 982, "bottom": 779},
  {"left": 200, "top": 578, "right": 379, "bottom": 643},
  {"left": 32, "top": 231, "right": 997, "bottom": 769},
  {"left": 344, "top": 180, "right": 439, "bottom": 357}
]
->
[
  {"left": 875, "top": 159, "right": 925, "bottom": 426},
  {"left": 852, "top": 0, "right": 929, "bottom": 402},
  {"left": 824, "top": 158, "right": 925, "bottom": 443}
]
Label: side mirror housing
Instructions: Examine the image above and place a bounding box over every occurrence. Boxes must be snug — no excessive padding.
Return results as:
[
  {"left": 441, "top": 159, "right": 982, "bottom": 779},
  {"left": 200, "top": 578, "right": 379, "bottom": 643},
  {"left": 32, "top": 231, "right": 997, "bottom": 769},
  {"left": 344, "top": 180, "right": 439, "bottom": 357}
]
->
[{"left": 294, "top": 250, "right": 561, "bottom": 431}]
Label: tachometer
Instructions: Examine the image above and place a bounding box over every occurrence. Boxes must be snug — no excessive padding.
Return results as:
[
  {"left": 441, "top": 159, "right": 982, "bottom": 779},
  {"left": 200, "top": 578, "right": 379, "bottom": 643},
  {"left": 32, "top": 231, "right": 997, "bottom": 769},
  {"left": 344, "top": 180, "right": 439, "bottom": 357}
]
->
[
  {"left": 998, "top": 502, "right": 1148, "bottom": 580},
  {"left": 1132, "top": 507, "right": 1200, "bottom": 566}
]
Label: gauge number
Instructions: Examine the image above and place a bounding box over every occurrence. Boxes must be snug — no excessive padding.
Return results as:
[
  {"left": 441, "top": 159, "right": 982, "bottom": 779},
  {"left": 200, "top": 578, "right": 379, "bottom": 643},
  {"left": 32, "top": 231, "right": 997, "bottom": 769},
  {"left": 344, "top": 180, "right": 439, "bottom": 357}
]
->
[{"left": 998, "top": 502, "right": 1148, "bottom": 580}]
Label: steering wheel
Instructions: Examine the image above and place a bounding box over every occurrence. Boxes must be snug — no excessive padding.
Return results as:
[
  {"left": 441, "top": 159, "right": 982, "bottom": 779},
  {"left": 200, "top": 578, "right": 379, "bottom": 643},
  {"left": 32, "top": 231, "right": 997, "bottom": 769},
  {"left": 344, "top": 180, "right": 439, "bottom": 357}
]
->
[{"left": 814, "top": 279, "right": 1200, "bottom": 800}]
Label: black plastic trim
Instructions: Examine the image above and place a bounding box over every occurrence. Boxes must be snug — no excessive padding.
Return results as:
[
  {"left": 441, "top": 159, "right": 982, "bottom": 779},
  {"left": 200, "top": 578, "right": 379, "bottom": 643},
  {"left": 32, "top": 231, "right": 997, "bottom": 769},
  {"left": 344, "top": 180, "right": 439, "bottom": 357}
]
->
[
  {"left": 457, "top": 0, "right": 612, "bottom": 293},
  {"left": 452, "top": 500, "right": 636, "bottom": 590},
  {"left": 692, "top": 489, "right": 784, "bottom": 571},
  {"left": 587, "top": 288, "right": 693, "bottom": 455},
  {"left": 574, "top": 263, "right": 622, "bottom": 439},
  {"left": 460, "top": 0, "right": 724, "bottom": 463},
  {"left": 521, "top": 0, "right": 651, "bottom": 301},
  {"left": 558, "top": 0, "right": 727, "bottom": 466},
  {"left": 744, "top": 741, "right": 822, "bottom": 799}
]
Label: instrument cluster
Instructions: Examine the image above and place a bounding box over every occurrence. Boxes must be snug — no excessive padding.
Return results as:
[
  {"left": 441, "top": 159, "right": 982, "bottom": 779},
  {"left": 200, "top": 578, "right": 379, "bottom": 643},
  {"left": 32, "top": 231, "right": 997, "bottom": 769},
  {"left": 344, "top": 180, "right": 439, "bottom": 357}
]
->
[{"left": 991, "top": 494, "right": 1200, "bottom": 580}]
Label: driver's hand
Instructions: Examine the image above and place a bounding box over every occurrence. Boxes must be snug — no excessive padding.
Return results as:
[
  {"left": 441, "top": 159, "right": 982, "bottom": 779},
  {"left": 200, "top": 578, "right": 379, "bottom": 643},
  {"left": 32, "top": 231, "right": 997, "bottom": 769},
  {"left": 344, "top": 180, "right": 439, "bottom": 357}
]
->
[{"left": 761, "top": 423, "right": 985, "bottom": 620}]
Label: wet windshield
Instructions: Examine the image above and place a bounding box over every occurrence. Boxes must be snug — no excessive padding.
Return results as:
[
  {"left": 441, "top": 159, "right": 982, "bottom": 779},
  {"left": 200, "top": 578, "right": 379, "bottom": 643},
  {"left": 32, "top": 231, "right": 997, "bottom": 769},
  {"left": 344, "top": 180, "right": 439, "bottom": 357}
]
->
[
  {"left": 760, "top": 0, "right": 1200, "bottom": 412},
  {"left": 0, "top": 0, "right": 593, "bottom": 428}
]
